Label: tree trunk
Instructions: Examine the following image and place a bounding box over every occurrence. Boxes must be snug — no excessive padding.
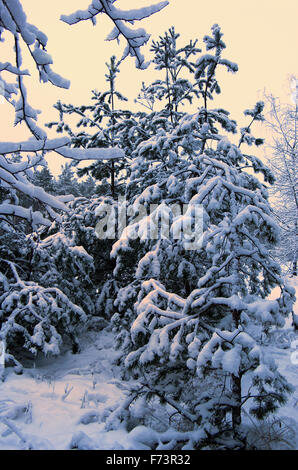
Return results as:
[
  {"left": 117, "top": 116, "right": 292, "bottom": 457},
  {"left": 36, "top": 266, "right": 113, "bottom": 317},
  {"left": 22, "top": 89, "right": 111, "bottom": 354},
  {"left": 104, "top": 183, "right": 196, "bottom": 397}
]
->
[
  {"left": 231, "top": 374, "right": 242, "bottom": 432},
  {"left": 111, "top": 161, "right": 115, "bottom": 199},
  {"left": 231, "top": 308, "right": 242, "bottom": 432},
  {"left": 293, "top": 312, "right": 298, "bottom": 330},
  {"left": 292, "top": 219, "right": 297, "bottom": 276}
]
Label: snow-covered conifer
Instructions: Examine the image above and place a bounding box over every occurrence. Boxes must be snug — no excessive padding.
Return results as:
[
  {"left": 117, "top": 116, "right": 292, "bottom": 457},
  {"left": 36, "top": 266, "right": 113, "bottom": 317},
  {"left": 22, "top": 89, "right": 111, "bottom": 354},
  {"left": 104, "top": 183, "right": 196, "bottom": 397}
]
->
[
  {"left": 47, "top": 56, "right": 130, "bottom": 199},
  {"left": 109, "top": 25, "right": 295, "bottom": 444}
]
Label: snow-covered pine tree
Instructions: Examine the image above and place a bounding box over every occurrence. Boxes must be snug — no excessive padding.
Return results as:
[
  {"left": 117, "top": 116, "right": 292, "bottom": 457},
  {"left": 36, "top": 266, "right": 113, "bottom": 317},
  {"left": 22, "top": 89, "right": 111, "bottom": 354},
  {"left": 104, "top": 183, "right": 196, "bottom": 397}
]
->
[
  {"left": 0, "top": 189, "right": 121, "bottom": 365},
  {"left": 47, "top": 56, "right": 130, "bottom": 198},
  {"left": 108, "top": 25, "right": 295, "bottom": 447},
  {"left": 56, "top": 163, "right": 81, "bottom": 197},
  {"left": 80, "top": 175, "right": 97, "bottom": 197},
  {"left": 0, "top": 182, "right": 90, "bottom": 363},
  {"left": 0, "top": 143, "right": 118, "bottom": 366},
  {"left": 149, "top": 26, "right": 201, "bottom": 125},
  {"left": 95, "top": 29, "right": 208, "bottom": 343},
  {"left": 0, "top": 260, "right": 88, "bottom": 367},
  {"left": 123, "top": 27, "right": 203, "bottom": 202},
  {"left": 110, "top": 25, "right": 239, "bottom": 321},
  {"left": 31, "top": 167, "right": 56, "bottom": 195}
]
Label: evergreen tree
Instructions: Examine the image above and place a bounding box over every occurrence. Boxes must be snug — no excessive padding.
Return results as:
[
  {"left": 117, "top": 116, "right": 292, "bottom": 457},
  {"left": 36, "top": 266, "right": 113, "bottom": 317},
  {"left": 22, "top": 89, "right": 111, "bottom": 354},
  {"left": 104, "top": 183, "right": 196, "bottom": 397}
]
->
[
  {"left": 120, "top": 28, "right": 204, "bottom": 203},
  {"left": 149, "top": 26, "right": 201, "bottom": 125},
  {"left": 0, "top": 191, "right": 116, "bottom": 365},
  {"left": 107, "top": 25, "right": 295, "bottom": 446},
  {"left": 80, "top": 175, "right": 97, "bottom": 197},
  {"left": 47, "top": 56, "right": 130, "bottom": 199},
  {"left": 31, "top": 167, "right": 56, "bottom": 194},
  {"left": 56, "top": 163, "right": 80, "bottom": 197}
]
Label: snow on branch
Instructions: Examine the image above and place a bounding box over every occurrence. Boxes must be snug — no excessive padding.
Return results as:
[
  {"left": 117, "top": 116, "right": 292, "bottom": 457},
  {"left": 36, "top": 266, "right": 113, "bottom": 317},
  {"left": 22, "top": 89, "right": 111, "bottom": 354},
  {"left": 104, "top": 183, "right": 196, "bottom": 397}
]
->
[
  {"left": 0, "top": 1, "right": 156, "bottom": 227},
  {"left": 56, "top": 146, "right": 125, "bottom": 161},
  {"left": 61, "top": 0, "right": 169, "bottom": 69},
  {"left": 0, "top": 267, "right": 88, "bottom": 363},
  {"left": 0, "top": 164, "right": 69, "bottom": 212},
  {"left": 0, "top": 0, "right": 70, "bottom": 136},
  {"left": 0, "top": 203, "right": 52, "bottom": 227},
  {"left": 0, "top": 138, "right": 70, "bottom": 155},
  {"left": 0, "top": 137, "right": 125, "bottom": 226}
]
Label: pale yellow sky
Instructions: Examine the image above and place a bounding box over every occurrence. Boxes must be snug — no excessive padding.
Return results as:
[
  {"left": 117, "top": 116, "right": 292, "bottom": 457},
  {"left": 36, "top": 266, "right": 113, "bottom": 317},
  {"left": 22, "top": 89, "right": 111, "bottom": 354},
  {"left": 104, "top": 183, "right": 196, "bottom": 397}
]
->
[{"left": 1, "top": 0, "right": 297, "bottom": 174}]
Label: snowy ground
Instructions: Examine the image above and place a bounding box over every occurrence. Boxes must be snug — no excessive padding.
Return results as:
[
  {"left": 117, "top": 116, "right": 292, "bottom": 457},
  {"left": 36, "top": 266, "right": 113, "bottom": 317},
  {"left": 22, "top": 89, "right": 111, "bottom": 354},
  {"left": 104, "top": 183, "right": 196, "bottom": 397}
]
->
[
  {"left": 0, "top": 280, "right": 297, "bottom": 450},
  {"left": 0, "top": 331, "right": 141, "bottom": 450}
]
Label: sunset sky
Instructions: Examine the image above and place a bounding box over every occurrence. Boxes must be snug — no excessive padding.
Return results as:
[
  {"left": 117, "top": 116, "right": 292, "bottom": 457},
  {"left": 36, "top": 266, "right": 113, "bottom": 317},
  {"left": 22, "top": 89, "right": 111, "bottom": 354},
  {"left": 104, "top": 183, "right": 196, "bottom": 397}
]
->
[{"left": 1, "top": 0, "right": 297, "bottom": 174}]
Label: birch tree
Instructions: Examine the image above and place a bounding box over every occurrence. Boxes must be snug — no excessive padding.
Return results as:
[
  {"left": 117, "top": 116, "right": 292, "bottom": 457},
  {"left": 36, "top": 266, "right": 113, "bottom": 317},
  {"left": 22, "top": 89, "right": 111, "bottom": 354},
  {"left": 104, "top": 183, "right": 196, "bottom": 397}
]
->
[{"left": 264, "top": 91, "right": 298, "bottom": 279}]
